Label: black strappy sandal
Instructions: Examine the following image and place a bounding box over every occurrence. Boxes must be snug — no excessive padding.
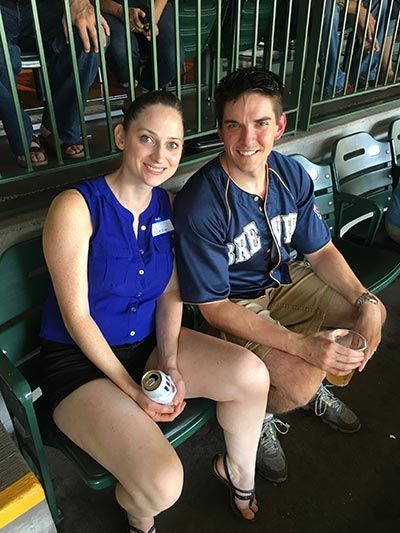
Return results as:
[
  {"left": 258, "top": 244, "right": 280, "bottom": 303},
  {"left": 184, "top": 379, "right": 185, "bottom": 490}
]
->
[
  {"left": 212, "top": 453, "right": 257, "bottom": 521},
  {"left": 126, "top": 511, "right": 156, "bottom": 533},
  {"left": 127, "top": 525, "right": 155, "bottom": 533}
]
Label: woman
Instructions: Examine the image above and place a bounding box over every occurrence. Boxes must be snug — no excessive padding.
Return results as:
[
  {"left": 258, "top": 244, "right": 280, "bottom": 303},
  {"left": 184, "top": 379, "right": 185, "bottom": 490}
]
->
[{"left": 39, "top": 91, "right": 269, "bottom": 532}]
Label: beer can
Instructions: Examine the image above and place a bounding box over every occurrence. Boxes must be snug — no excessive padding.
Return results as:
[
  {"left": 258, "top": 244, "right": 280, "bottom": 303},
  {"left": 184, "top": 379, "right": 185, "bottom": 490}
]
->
[{"left": 141, "top": 370, "right": 177, "bottom": 405}]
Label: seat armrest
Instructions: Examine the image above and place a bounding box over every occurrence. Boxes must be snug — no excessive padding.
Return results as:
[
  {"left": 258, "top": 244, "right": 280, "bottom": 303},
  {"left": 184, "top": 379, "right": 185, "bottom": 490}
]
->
[{"left": 0, "top": 350, "right": 32, "bottom": 404}]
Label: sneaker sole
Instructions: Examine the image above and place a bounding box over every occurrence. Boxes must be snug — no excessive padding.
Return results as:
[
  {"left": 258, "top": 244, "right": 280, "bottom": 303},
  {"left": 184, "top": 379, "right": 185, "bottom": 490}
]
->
[
  {"left": 320, "top": 417, "right": 361, "bottom": 433},
  {"left": 256, "top": 468, "right": 288, "bottom": 484}
]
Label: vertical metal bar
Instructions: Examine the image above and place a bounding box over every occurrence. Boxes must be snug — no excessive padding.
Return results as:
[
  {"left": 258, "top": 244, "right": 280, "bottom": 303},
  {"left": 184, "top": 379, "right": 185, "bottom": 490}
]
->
[
  {"left": 279, "top": 0, "right": 292, "bottom": 83},
  {"left": 392, "top": 9, "right": 400, "bottom": 82},
  {"left": 215, "top": 0, "right": 222, "bottom": 84},
  {"left": 353, "top": 0, "right": 372, "bottom": 89},
  {"left": 332, "top": 0, "right": 349, "bottom": 97},
  {"left": 364, "top": 0, "right": 383, "bottom": 87},
  {"left": 291, "top": 0, "right": 311, "bottom": 128},
  {"left": 251, "top": 0, "right": 260, "bottom": 67},
  {"left": 93, "top": 0, "right": 115, "bottom": 152},
  {"left": 298, "top": 0, "right": 325, "bottom": 130},
  {"left": 173, "top": 0, "right": 181, "bottom": 100},
  {"left": 233, "top": 0, "right": 241, "bottom": 70},
  {"left": 262, "top": 0, "right": 276, "bottom": 71},
  {"left": 0, "top": 9, "right": 32, "bottom": 172},
  {"left": 30, "top": 0, "right": 63, "bottom": 163},
  {"left": 343, "top": 0, "right": 362, "bottom": 95},
  {"left": 374, "top": 0, "right": 391, "bottom": 87},
  {"left": 196, "top": 0, "right": 201, "bottom": 131},
  {"left": 63, "top": 0, "right": 90, "bottom": 157},
  {"left": 122, "top": 0, "right": 136, "bottom": 102},
  {"left": 319, "top": 0, "right": 336, "bottom": 99},
  {"left": 149, "top": 0, "right": 159, "bottom": 89}
]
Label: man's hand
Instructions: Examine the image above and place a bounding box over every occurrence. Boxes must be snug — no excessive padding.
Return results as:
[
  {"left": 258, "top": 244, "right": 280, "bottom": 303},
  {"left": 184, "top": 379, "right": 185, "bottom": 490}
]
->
[
  {"left": 297, "top": 331, "right": 366, "bottom": 376},
  {"left": 118, "top": 7, "right": 159, "bottom": 41},
  {"left": 353, "top": 302, "right": 384, "bottom": 371},
  {"left": 65, "top": 0, "right": 110, "bottom": 53}
]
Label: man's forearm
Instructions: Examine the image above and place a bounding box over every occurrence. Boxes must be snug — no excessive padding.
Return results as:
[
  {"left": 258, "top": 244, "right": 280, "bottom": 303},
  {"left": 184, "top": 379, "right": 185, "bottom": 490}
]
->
[
  {"left": 305, "top": 241, "right": 366, "bottom": 307},
  {"left": 199, "top": 298, "right": 303, "bottom": 356}
]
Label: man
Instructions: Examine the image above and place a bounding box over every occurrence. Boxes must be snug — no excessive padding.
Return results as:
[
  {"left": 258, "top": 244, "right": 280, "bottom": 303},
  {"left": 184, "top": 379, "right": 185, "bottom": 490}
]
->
[
  {"left": 100, "top": 0, "right": 184, "bottom": 93},
  {"left": 174, "top": 67, "right": 386, "bottom": 483},
  {"left": 319, "top": 0, "right": 388, "bottom": 96},
  {"left": 0, "top": 0, "right": 109, "bottom": 166}
]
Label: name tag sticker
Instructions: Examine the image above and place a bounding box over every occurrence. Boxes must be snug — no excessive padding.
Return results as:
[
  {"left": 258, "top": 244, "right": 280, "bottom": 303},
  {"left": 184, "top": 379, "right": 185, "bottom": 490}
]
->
[{"left": 152, "top": 219, "right": 174, "bottom": 236}]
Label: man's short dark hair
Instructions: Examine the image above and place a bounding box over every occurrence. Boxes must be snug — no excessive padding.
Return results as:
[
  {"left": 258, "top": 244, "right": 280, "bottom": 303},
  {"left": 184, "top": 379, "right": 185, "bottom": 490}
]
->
[{"left": 214, "top": 67, "right": 285, "bottom": 127}]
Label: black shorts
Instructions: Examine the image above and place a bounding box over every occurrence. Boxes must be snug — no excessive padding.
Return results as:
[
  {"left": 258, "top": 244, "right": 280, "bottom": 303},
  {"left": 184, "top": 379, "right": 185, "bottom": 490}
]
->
[{"left": 39, "top": 334, "right": 156, "bottom": 414}]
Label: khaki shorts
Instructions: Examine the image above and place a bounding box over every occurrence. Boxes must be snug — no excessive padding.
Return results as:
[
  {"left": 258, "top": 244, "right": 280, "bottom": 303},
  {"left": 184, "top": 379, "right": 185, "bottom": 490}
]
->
[{"left": 220, "top": 261, "right": 334, "bottom": 361}]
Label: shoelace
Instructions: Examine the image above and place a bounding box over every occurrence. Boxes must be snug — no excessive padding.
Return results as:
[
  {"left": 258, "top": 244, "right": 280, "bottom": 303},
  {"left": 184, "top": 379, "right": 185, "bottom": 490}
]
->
[
  {"left": 312, "top": 384, "right": 342, "bottom": 417},
  {"left": 260, "top": 417, "right": 290, "bottom": 453}
]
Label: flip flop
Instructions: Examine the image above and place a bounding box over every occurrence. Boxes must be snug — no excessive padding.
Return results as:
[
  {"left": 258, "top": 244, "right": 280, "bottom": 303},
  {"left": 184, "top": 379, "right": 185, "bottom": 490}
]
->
[
  {"left": 39, "top": 133, "right": 85, "bottom": 160},
  {"left": 212, "top": 453, "right": 257, "bottom": 521},
  {"left": 16, "top": 135, "right": 48, "bottom": 168}
]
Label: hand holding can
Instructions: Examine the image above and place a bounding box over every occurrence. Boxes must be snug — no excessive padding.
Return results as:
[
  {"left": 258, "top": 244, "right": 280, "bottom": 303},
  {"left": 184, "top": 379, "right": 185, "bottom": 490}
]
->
[
  {"left": 141, "top": 370, "right": 177, "bottom": 405},
  {"left": 326, "top": 329, "right": 368, "bottom": 387}
]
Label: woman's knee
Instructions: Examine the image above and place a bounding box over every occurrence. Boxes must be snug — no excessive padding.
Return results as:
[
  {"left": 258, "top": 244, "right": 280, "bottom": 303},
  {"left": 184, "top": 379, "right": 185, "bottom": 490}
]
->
[
  {"left": 229, "top": 345, "right": 270, "bottom": 394},
  {"left": 126, "top": 452, "right": 184, "bottom": 513}
]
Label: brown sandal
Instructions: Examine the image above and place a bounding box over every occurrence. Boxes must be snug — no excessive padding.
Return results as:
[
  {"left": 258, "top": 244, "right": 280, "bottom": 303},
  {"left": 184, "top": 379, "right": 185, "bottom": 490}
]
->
[
  {"left": 39, "top": 133, "right": 85, "bottom": 159},
  {"left": 212, "top": 453, "right": 257, "bottom": 521},
  {"left": 16, "top": 135, "right": 48, "bottom": 168}
]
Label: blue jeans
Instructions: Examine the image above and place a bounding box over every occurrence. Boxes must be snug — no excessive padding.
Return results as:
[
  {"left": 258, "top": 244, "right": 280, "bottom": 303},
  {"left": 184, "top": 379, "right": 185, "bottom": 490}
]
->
[
  {"left": 319, "top": 0, "right": 388, "bottom": 96},
  {"left": 103, "top": 0, "right": 184, "bottom": 90},
  {"left": 0, "top": 0, "right": 100, "bottom": 156}
]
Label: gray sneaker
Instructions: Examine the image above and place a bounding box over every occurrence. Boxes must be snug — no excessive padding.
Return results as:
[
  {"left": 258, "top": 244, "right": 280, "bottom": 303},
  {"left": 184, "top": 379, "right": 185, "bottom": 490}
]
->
[
  {"left": 256, "top": 416, "right": 290, "bottom": 483},
  {"left": 304, "top": 384, "right": 361, "bottom": 433}
]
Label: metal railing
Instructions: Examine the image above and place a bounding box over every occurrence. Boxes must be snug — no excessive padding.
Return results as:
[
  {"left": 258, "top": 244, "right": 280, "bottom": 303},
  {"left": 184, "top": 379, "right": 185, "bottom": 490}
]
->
[{"left": 0, "top": 0, "right": 399, "bottom": 184}]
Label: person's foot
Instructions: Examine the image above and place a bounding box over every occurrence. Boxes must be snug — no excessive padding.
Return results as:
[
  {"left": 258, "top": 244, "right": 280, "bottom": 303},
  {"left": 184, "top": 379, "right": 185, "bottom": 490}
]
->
[
  {"left": 63, "top": 143, "right": 84, "bottom": 157},
  {"left": 212, "top": 454, "right": 258, "bottom": 521},
  {"left": 303, "top": 383, "right": 361, "bottom": 433},
  {"left": 256, "top": 415, "right": 290, "bottom": 483},
  {"left": 16, "top": 135, "right": 48, "bottom": 168}
]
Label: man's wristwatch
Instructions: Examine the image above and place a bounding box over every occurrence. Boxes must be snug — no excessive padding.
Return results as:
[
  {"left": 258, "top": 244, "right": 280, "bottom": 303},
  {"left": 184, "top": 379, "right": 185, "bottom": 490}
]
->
[{"left": 354, "top": 291, "right": 379, "bottom": 311}]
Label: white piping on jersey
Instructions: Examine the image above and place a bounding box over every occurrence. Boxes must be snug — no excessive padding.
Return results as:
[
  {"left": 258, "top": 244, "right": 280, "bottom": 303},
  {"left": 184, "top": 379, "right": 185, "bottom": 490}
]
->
[
  {"left": 224, "top": 176, "right": 232, "bottom": 227},
  {"left": 223, "top": 162, "right": 296, "bottom": 286},
  {"left": 269, "top": 167, "right": 296, "bottom": 201}
]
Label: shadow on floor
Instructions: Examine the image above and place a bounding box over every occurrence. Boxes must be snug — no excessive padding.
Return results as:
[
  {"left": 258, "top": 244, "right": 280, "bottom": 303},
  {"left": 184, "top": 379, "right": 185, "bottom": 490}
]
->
[{"left": 51, "top": 279, "right": 400, "bottom": 533}]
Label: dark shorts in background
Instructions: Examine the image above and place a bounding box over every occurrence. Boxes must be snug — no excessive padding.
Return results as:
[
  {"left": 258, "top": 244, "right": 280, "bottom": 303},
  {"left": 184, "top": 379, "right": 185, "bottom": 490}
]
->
[{"left": 39, "top": 334, "right": 156, "bottom": 414}]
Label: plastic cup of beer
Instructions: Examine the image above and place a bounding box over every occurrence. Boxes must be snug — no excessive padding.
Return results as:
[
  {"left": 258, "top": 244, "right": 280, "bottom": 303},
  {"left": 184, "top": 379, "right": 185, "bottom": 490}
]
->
[{"left": 325, "top": 329, "right": 368, "bottom": 387}]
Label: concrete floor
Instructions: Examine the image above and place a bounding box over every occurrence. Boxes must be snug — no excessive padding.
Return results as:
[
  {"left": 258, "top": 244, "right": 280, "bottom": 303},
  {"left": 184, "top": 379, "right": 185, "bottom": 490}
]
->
[{"left": 48, "top": 277, "right": 400, "bottom": 533}]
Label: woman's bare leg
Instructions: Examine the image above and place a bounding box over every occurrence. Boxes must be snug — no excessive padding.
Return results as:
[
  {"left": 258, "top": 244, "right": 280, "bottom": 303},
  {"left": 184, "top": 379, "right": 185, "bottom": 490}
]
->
[
  {"left": 146, "top": 328, "right": 269, "bottom": 519},
  {"left": 53, "top": 379, "right": 183, "bottom": 531}
]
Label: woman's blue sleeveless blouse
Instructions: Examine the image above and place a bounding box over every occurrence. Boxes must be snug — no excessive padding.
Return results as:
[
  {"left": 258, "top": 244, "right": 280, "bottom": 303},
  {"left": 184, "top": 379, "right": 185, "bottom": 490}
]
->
[{"left": 40, "top": 176, "right": 174, "bottom": 345}]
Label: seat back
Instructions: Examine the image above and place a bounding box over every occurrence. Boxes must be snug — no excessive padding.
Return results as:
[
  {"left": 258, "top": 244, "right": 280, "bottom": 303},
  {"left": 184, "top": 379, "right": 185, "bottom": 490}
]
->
[
  {"left": 179, "top": 0, "right": 219, "bottom": 58},
  {"left": 290, "top": 154, "right": 336, "bottom": 234},
  {"left": 0, "top": 236, "right": 49, "bottom": 388},
  {"left": 332, "top": 132, "right": 392, "bottom": 202},
  {"left": 389, "top": 118, "right": 400, "bottom": 165}
]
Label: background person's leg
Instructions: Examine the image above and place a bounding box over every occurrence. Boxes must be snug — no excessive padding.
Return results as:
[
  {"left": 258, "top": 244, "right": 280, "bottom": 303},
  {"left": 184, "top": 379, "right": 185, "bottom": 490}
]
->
[
  {"left": 53, "top": 378, "right": 183, "bottom": 532},
  {"left": 0, "top": 2, "right": 33, "bottom": 157},
  {"left": 139, "top": 1, "right": 184, "bottom": 90},
  {"left": 103, "top": 12, "right": 141, "bottom": 86},
  {"left": 40, "top": 24, "right": 100, "bottom": 153}
]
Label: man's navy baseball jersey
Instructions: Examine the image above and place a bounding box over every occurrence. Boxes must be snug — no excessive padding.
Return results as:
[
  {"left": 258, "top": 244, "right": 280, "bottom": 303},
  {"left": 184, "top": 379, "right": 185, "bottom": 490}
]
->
[{"left": 174, "top": 151, "right": 331, "bottom": 304}]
